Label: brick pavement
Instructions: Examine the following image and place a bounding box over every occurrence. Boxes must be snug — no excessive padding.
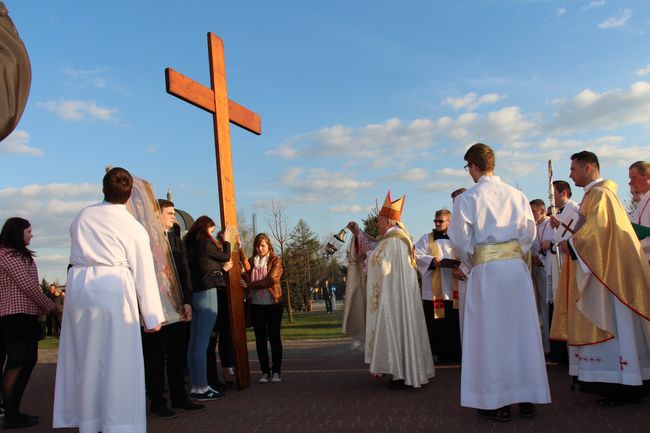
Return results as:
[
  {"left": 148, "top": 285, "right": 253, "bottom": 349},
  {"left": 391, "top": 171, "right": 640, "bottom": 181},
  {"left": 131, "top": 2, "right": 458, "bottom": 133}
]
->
[{"left": 13, "top": 339, "right": 649, "bottom": 433}]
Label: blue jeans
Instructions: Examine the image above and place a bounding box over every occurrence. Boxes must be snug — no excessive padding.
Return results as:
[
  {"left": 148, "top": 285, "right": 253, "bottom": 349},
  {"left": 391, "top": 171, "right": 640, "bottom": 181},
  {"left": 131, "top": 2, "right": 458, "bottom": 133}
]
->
[{"left": 187, "top": 288, "right": 218, "bottom": 386}]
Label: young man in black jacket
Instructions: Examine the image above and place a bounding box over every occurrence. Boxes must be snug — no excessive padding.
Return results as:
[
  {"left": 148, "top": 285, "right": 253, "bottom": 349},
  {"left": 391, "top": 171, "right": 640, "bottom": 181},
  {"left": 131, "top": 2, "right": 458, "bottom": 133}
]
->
[{"left": 141, "top": 199, "right": 204, "bottom": 418}]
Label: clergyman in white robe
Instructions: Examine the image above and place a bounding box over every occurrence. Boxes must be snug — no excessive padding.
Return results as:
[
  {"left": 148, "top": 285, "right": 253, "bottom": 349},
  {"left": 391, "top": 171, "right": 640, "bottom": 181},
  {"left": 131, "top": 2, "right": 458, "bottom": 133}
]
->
[
  {"left": 53, "top": 202, "right": 165, "bottom": 433},
  {"left": 365, "top": 225, "right": 434, "bottom": 388},
  {"left": 449, "top": 175, "right": 551, "bottom": 410}
]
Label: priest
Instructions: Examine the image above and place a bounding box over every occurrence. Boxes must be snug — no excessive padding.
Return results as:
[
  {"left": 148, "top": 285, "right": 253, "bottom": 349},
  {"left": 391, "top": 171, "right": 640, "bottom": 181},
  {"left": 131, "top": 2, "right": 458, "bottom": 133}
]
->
[
  {"left": 414, "top": 209, "right": 461, "bottom": 363},
  {"left": 628, "top": 161, "right": 650, "bottom": 264},
  {"left": 550, "top": 151, "right": 650, "bottom": 406},
  {"left": 448, "top": 143, "right": 550, "bottom": 421},
  {"left": 364, "top": 192, "right": 434, "bottom": 389}
]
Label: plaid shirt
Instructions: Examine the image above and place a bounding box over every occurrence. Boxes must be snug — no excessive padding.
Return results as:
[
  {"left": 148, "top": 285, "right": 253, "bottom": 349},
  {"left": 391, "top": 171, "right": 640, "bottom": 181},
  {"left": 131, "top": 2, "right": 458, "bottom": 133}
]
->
[{"left": 0, "top": 247, "right": 55, "bottom": 317}]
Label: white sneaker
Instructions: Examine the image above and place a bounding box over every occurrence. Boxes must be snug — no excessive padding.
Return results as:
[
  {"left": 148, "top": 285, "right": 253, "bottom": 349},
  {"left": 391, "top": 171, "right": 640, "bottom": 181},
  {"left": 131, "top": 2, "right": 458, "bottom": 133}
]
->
[
  {"left": 258, "top": 373, "right": 271, "bottom": 383},
  {"left": 271, "top": 373, "right": 282, "bottom": 382}
]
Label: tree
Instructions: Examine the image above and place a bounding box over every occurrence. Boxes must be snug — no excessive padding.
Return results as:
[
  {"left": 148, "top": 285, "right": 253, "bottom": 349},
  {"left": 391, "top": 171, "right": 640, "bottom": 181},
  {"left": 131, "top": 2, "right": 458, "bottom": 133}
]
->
[
  {"left": 265, "top": 201, "right": 294, "bottom": 322},
  {"left": 362, "top": 209, "right": 379, "bottom": 238},
  {"left": 284, "top": 219, "right": 322, "bottom": 312}
]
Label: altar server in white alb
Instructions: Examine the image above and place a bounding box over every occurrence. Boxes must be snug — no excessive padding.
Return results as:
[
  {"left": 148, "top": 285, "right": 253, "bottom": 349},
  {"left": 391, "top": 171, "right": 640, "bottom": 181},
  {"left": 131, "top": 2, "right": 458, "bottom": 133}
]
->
[
  {"left": 365, "top": 192, "right": 434, "bottom": 389},
  {"left": 529, "top": 199, "right": 555, "bottom": 355},
  {"left": 448, "top": 143, "right": 550, "bottom": 421},
  {"left": 628, "top": 161, "right": 650, "bottom": 264},
  {"left": 54, "top": 167, "right": 165, "bottom": 433}
]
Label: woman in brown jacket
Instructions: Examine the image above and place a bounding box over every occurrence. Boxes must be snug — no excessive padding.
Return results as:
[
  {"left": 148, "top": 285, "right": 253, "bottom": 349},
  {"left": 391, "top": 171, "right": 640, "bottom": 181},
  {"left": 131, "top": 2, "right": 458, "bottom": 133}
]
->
[{"left": 242, "top": 233, "right": 284, "bottom": 383}]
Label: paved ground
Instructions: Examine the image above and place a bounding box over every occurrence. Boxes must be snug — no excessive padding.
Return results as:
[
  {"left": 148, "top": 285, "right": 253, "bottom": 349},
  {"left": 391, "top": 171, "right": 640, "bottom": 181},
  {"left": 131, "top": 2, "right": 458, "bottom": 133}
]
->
[{"left": 13, "top": 339, "right": 649, "bottom": 433}]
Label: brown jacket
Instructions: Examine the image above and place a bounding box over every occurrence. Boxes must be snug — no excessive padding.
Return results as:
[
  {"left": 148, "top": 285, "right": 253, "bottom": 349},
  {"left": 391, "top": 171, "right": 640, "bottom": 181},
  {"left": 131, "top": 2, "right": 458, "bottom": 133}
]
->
[{"left": 245, "top": 254, "right": 283, "bottom": 304}]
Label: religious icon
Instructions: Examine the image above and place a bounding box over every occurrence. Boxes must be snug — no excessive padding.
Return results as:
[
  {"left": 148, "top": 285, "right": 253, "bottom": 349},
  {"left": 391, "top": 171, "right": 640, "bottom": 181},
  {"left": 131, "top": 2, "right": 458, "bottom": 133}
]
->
[{"left": 126, "top": 176, "right": 185, "bottom": 325}]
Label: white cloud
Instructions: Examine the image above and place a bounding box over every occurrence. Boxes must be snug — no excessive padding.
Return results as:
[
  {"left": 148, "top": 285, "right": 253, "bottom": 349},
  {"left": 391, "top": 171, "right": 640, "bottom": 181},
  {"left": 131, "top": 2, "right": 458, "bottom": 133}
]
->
[
  {"left": 636, "top": 65, "right": 650, "bottom": 76},
  {"left": 277, "top": 167, "right": 372, "bottom": 203},
  {"left": 0, "top": 130, "right": 44, "bottom": 156},
  {"left": 391, "top": 168, "right": 428, "bottom": 182},
  {"left": 548, "top": 81, "right": 650, "bottom": 133},
  {"left": 436, "top": 167, "right": 467, "bottom": 178},
  {"left": 415, "top": 181, "right": 463, "bottom": 193},
  {"left": 329, "top": 204, "right": 373, "bottom": 213},
  {"left": 38, "top": 99, "right": 117, "bottom": 121},
  {"left": 62, "top": 65, "right": 109, "bottom": 88},
  {"left": 0, "top": 182, "right": 101, "bottom": 281},
  {"left": 584, "top": 1, "right": 605, "bottom": 10},
  {"left": 265, "top": 144, "right": 298, "bottom": 159},
  {"left": 443, "top": 92, "right": 506, "bottom": 111},
  {"left": 143, "top": 145, "right": 159, "bottom": 154},
  {"left": 597, "top": 8, "right": 633, "bottom": 29},
  {"left": 556, "top": 8, "right": 566, "bottom": 16}
]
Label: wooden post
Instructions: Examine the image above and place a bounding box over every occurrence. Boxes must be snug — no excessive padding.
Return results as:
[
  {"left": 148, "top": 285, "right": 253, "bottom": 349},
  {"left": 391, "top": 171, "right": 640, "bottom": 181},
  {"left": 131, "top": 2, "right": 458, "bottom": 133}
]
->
[{"left": 165, "top": 32, "right": 261, "bottom": 390}]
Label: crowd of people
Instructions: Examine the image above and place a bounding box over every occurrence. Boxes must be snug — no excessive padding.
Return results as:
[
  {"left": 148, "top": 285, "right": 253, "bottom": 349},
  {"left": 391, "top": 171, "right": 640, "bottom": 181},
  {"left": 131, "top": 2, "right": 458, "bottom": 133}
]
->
[
  {"left": 1, "top": 147, "right": 648, "bottom": 430},
  {"left": 1, "top": 167, "right": 284, "bottom": 431},
  {"left": 343, "top": 144, "right": 650, "bottom": 421}
]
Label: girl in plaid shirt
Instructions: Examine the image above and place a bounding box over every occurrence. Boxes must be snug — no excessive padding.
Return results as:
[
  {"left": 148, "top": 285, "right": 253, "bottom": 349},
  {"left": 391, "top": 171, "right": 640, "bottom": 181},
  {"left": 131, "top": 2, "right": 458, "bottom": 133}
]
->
[{"left": 0, "top": 217, "right": 55, "bottom": 429}]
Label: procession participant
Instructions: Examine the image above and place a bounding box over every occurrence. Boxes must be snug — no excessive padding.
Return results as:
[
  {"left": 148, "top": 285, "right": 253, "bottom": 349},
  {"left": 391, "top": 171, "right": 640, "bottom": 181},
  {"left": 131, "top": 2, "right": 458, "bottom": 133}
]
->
[
  {"left": 54, "top": 167, "right": 165, "bottom": 433},
  {"left": 448, "top": 143, "right": 550, "bottom": 421},
  {"left": 530, "top": 199, "right": 555, "bottom": 355},
  {"left": 365, "top": 192, "right": 434, "bottom": 389},
  {"left": 550, "top": 151, "right": 650, "bottom": 406},
  {"left": 414, "top": 209, "right": 461, "bottom": 363},
  {"left": 341, "top": 221, "right": 376, "bottom": 350},
  {"left": 628, "top": 161, "right": 650, "bottom": 263},
  {"left": 1, "top": 218, "right": 55, "bottom": 429},
  {"left": 548, "top": 180, "right": 579, "bottom": 365},
  {"left": 141, "top": 199, "right": 204, "bottom": 418},
  {"left": 450, "top": 188, "right": 468, "bottom": 340}
]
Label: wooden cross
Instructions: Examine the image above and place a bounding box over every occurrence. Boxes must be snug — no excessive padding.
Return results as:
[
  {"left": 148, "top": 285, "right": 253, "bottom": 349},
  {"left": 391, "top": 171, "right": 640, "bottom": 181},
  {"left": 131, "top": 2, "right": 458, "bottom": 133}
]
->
[{"left": 165, "top": 32, "right": 261, "bottom": 390}]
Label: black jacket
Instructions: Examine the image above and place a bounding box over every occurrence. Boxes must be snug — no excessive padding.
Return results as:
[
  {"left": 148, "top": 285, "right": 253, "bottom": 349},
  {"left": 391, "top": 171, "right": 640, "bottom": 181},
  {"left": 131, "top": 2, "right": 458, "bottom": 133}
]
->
[
  {"left": 185, "top": 237, "right": 231, "bottom": 293},
  {"left": 168, "top": 224, "right": 193, "bottom": 305}
]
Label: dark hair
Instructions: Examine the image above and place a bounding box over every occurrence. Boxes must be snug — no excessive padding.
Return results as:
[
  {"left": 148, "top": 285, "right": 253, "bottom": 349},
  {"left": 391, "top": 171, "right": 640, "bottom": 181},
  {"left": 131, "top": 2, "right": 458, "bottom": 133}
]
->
[
  {"left": 157, "top": 198, "right": 174, "bottom": 209},
  {"left": 629, "top": 161, "right": 650, "bottom": 176},
  {"left": 570, "top": 151, "right": 600, "bottom": 171},
  {"left": 450, "top": 188, "right": 466, "bottom": 199},
  {"left": 529, "top": 199, "right": 546, "bottom": 209},
  {"left": 252, "top": 233, "right": 275, "bottom": 259},
  {"left": 553, "top": 180, "right": 572, "bottom": 198},
  {"left": 464, "top": 143, "right": 495, "bottom": 172},
  {"left": 0, "top": 217, "right": 34, "bottom": 260},
  {"left": 185, "top": 215, "right": 217, "bottom": 244},
  {"left": 103, "top": 167, "right": 133, "bottom": 204}
]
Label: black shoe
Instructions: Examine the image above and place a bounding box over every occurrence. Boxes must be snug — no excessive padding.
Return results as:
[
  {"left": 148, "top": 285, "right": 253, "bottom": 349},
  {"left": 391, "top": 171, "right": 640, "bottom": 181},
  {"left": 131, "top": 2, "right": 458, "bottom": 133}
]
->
[
  {"left": 387, "top": 379, "right": 412, "bottom": 390},
  {"left": 4, "top": 414, "right": 39, "bottom": 429},
  {"left": 476, "top": 406, "right": 511, "bottom": 422},
  {"left": 171, "top": 400, "right": 206, "bottom": 411},
  {"left": 519, "top": 403, "right": 535, "bottom": 417},
  {"left": 190, "top": 388, "right": 225, "bottom": 401},
  {"left": 150, "top": 405, "right": 178, "bottom": 418}
]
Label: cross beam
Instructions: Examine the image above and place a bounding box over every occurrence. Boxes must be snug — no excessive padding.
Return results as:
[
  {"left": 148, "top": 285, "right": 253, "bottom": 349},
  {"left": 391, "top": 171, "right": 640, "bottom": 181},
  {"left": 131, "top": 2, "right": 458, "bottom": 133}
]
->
[{"left": 165, "top": 32, "right": 261, "bottom": 390}]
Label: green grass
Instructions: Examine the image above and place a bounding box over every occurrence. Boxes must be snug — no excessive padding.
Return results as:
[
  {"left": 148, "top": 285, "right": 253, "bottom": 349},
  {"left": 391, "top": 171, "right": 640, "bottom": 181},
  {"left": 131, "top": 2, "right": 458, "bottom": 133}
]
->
[
  {"left": 39, "top": 309, "right": 346, "bottom": 351},
  {"left": 38, "top": 336, "right": 60, "bottom": 350},
  {"left": 247, "top": 309, "right": 346, "bottom": 341}
]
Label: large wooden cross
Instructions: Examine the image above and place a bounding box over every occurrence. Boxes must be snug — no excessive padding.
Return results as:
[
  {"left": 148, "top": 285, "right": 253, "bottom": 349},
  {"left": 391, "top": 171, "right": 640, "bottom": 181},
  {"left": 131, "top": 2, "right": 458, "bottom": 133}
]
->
[{"left": 165, "top": 32, "right": 261, "bottom": 390}]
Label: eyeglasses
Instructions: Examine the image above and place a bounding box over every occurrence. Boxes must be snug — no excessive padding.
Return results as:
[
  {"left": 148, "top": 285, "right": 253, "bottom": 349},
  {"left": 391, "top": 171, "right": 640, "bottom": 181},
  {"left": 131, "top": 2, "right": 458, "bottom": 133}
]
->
[
  {"left": 434, "top": 219, "right": 448, "bottom": 224},
  {"left": 463, "top": 163, "right": 471, "bottom": 171}
]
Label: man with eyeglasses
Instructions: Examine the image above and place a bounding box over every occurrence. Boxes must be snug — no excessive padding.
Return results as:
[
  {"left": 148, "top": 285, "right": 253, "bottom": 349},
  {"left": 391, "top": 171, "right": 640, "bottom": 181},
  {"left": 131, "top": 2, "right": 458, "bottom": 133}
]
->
[
  {"left": 414, "top": 209, "right": 461, "bottom": 364},
  {"left": 448, "top": 143, "right": 550, "bottom": 422}
]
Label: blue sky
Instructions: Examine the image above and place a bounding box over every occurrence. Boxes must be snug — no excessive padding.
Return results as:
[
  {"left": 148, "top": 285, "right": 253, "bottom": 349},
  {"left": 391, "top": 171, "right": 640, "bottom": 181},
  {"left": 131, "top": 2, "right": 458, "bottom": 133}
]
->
[{"left": 2, "top": 0, "right": 650, "bottom": 283}]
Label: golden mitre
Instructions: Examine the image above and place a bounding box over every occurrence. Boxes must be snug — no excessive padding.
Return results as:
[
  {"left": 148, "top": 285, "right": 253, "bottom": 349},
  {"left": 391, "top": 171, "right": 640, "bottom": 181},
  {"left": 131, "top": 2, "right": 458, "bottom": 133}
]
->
[{"left": 378, "top": 191, "right": 405, "bottom": 221}]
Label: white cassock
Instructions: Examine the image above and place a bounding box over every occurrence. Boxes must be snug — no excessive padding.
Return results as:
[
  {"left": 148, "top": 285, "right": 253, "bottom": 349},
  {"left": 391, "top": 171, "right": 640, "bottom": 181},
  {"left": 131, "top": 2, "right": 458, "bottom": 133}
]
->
[
  {"left": 449, "top": 175, "right": 551, "bottom": 410},
  {"left": 54, "top": 202, "right": 165, "bottom": 433},
  {"left": 365, "top": 226, "right": 434, "bottom": 388},
  {"left": 630, "top": 190, "right": 650, "bottom": 262},
  {"left": 414, "top": 233, "right": 455, "bottom": 303},
  {"left": 532, "top": 217, "right": 555, "bottom": 353}
]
